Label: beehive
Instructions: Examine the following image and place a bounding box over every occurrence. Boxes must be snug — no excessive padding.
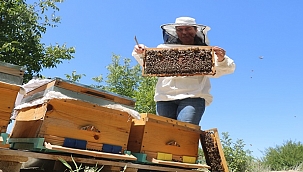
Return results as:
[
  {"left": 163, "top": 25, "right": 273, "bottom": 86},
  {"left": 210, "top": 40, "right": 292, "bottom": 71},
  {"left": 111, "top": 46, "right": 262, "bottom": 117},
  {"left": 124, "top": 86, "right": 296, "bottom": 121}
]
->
[
  {"left": 143, "top": 46, "right": 215, "bottom": 77},
  {"left": 10, "top": 98, "right": 133, "bottom": 154},
  {"left": 0, "top": 82, "right": 20, "bottom": 133},
  {"left": 9, "top": 78, "right": 138, "bottom": 159},
  {"left": 127, "top": 113, "right": 201, "bottom": 163},
  {"left": 0, "top": 61, "right": 24, "bottom": 147}
]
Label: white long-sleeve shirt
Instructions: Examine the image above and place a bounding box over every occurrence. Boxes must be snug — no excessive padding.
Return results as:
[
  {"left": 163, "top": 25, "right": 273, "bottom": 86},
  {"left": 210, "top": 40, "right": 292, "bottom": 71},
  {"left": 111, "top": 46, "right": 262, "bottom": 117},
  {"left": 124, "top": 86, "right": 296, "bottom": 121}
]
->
[{"left": 132, "top": 44, "right": 236, "bottom": 106}]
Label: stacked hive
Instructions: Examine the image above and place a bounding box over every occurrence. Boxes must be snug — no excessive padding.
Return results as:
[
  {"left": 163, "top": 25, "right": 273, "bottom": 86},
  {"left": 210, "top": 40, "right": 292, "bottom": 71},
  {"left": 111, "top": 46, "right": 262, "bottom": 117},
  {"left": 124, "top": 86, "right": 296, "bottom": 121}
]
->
[
  {"left": 9, "top": 78, "right": 138, "bottom": 161},
  {"left": 0, "top": 61, "right": 24, "bottom": 147}
]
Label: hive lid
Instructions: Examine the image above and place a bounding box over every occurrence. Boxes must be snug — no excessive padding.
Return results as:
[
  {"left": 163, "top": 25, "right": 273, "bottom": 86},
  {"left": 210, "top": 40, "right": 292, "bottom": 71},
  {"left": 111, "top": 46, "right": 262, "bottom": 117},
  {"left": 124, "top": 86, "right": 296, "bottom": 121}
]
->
[{"left": 22, "top": 77, "right": 136, "bottom": 109}]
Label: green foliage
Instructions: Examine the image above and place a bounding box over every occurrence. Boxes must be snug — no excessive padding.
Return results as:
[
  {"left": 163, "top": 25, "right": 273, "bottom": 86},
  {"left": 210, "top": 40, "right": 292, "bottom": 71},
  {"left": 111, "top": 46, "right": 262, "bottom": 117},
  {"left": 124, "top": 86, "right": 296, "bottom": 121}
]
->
[
  {"left": 83, "top": 164, "right": 104, "bottom": 172},
  {"left": 261, "top": 140, "right": 303, "bottom": 171},
  {"left": 103, "top": 54, "right": 141, "bottom": 98},
  {"left": 0, "top": 0, "right": 75, "bottom": 83},
  {"left": 92, "top": 54, "right": 157, "bottom": 114},
  {"left": 59, "top": 156, "right": 83, "bottom": 172},
  {"left": 246, "top": 159, "right": 272, "bottom": 172},
  {"left": 65, "top": 70, "right": 86, "bottom": 82},
  {"left": 58, "top": 156, "right": 103, "bottom": 172},
  {"left": 91, "top": 74, "right": 104, "bottom": 89},
  {"left": 221, "top": 132, "right": 253, "bottom": 172},
  {"left": 134, "top": 75, "right": 157, "bottom": 114},
  {"left": 197, "top": 147, "right": 207, "bottom": 164}
]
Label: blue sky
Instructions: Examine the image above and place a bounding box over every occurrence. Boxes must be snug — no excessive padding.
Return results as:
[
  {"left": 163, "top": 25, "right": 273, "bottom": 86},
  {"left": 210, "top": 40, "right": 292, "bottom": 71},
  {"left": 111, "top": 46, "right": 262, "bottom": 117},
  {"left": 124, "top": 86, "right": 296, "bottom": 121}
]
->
[{"left": 33, "top": 0, "right": 303, "bottom": 158}]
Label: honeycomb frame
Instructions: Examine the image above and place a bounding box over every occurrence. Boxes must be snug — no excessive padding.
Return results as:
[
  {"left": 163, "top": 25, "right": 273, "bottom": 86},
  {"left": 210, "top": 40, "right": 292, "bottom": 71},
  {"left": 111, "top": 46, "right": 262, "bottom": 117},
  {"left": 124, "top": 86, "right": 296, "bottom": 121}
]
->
[{"left": 142, "top": 46, "right": 216, "bottom": 77}]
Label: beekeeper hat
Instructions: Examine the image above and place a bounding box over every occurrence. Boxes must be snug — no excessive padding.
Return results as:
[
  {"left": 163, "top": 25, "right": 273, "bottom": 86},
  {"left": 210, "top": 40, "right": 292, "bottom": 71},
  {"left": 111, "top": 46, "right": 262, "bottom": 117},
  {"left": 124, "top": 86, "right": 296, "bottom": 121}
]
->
[{"left": 160, "top": 17, "right": 211, "bottom": 45}]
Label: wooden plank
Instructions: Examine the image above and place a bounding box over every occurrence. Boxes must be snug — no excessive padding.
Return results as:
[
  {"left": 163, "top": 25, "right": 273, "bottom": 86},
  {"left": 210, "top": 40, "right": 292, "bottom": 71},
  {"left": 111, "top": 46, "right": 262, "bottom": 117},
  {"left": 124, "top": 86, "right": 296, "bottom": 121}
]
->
[
  {"left": 0, "top": 110, "right": 12, "bottom": 133},
  {"left": 0, "top": 113, "right": 10, "bottom": 132},
  {"left": 45, "top": 142, "right": 137, "bottom": 161},
  {"left": 0, "top": 144, "right": 10, "bottom": 148},
  {"left": 102, "top": 165, "right": 138, "bottom": 172},
  {"left": 151, "top": 158, "right": 210, "bottom": 169},
  {"left": 0, "top": 111, "right": 11, "bottom": 120},
  {"left": 127, "top": 125, "right": 145, "bottom": 153},
  {"left": 48, "top": 98, "right": 133, "bottom": 117},
  {"left": 213, "top": 128, "right": 229, "bottom": 171},
  {"left": 15, "top": 103, "right": 47, "bottom": 121},
  {"left": 23, "top": 80, "right": 56, "bottom": 97},
  {"left": 0, "top": 155, "right": 28, "bottom": 162},
  {"left": 0, "top": 81, "right": 21, "bottom": 91},
  {"left": 0, "top": 111, "right": 11, "bottom": 121},
  {"left": 44, "top": 134, "right": 103, "bottom": 151},
  {"left": 136, "top": 113, "right": 201, "bottom": 131},
  {"left": 143, "top": 151, "right": 187, "bottom": 163},
  {"left": 10, "top": 120, "right": 43, "bottom": 138},
  {"left": 0, "top": 65, "right": 24, "bottom": 77},
  {"left": 0, "top": 148, "right": 202, "bottom": 172}
]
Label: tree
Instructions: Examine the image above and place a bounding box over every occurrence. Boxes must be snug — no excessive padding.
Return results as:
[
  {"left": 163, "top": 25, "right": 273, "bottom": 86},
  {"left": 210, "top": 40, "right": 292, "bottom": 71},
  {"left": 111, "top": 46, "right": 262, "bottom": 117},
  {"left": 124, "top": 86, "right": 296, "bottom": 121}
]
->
[
  {"left": 65, "top": 70, "right": 86, "bottom": 83},
  {"left": 92, "top": 54, "right": 157, "bottom": 114},
  {"left": 261, "top": 140, "right": 303, "bottom": 171},
  {"left": 221, "top": 132, "right": 254, "bottom": 172},
  {"left": 135, "top": 76, "right": 158, "bottom": 114},
  {"left": 0, "top": 0, "right": 75, "bottom": 83},
  {"left": 103, "top": 54, "right": 141, "bottom": 98},
  {"left": 91, "top": 74, "right": 104, "bottom": 90},
  {"left": 135, "top": 75, "right": 157, "bottom": 114}
]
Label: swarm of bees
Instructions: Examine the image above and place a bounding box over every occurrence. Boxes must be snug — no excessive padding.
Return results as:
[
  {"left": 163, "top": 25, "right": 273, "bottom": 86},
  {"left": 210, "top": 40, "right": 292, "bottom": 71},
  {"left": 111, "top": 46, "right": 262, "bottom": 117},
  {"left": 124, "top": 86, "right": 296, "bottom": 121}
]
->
[{"left": 143, "top": 47, "right": 215, "bottom": 77}]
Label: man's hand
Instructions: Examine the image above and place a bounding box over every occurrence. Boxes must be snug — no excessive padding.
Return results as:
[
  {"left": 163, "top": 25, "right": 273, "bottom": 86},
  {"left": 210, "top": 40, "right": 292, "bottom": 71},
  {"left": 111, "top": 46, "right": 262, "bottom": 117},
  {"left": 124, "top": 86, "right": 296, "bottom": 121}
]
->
[
  {"left": 213, "top": 46, "right": 226, "bottom": 62},
  {"left": 134, "top": 44, "right": 146, "bottom": 54}
]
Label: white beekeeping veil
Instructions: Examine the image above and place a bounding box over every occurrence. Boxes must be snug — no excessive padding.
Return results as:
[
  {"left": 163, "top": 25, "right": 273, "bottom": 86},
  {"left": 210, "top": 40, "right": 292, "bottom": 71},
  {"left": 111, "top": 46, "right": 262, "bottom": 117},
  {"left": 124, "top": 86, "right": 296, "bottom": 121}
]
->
[{"left": 160, "top": 17, "right": 211, "bottom": 45}]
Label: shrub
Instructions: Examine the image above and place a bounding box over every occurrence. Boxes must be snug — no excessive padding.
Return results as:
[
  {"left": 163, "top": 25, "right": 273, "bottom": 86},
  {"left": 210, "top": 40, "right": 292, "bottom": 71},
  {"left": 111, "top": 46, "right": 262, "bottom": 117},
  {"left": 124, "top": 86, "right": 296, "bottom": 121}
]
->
[
  {"left": 261, "top": 140, "right": 303, "bottom": 171},
  {"left": 221, "top": 132, "right": 254, "bottom": 172}
]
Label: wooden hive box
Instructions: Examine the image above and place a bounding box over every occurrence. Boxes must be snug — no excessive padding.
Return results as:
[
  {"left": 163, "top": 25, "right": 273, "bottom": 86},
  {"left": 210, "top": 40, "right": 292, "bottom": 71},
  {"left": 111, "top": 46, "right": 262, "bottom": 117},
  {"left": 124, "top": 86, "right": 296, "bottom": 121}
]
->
[
  {"left": 143, "top": 46, "right": 215, "bottom": 77},
  {"left": 0, "top": 61, "right": 24, "bottom": 141},
  {"left": 0, "top": 82, "right": 21, "bottom": 148},
  {"left": 9, "top": 98, "right": 135, "bottom": 160},
  {"left": 0, "top": 61, "right": 24, "bottom": 147},
  {"left": 0, "top": 61, "right": 25, "bottom": 85},
  {"left": 0, "top": 82, "right": 20, "bottom": 133},
  {"left": 22, "top": 77, "right": 135, "bottom": 109},
  {"left": 127, "top": 113, "right": 202, "bottom": 164}
]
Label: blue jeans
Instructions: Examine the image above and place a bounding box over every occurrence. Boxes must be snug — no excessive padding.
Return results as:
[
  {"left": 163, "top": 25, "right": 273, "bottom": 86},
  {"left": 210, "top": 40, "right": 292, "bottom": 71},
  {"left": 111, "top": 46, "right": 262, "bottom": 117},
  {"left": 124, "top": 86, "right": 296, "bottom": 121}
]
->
[{"left": 156, "top": 98, "right": 205, "bottom": 125}]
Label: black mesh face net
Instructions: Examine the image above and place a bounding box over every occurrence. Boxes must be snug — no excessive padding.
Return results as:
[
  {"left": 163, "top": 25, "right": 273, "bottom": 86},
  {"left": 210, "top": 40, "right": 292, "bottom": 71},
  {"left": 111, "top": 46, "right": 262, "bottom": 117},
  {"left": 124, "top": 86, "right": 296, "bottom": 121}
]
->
[{"left": 161, "top": 24, "right": 210, "bottom": 46}]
